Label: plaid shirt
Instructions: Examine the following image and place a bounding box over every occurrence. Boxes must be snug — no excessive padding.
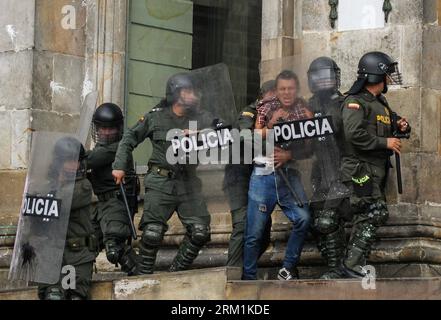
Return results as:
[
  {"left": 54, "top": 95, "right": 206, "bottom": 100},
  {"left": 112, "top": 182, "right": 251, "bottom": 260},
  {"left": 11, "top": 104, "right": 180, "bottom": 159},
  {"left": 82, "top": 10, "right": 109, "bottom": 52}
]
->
[{"left": 256, "top": 96, "right": 312, "bottom": 127}]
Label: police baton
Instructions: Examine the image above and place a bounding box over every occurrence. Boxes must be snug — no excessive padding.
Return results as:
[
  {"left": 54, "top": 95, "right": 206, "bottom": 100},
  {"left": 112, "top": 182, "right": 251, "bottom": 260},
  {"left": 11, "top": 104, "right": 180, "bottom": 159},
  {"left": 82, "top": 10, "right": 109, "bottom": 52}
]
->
[
  {"left": 391, "top": 112, "right": 410, "bottom": 195},
  {"left": 119, "top": 183, "right": 138, "bottom": 240},
  {"left": 277, "top": 168, "right": 304, "bottom": 208}
]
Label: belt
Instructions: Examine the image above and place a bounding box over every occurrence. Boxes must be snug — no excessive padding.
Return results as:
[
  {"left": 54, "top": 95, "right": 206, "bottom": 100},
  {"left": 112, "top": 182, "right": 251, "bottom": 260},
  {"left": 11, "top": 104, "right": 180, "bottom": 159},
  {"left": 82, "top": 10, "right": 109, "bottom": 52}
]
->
[
  {"left": 97, "top": 190, "right": 119, "bottom": 202},
  {"left": 66, "top": 235, "right": 97, "bottom": 252},
  {"left": 149, "top": 164, "right": 177, "bottom": 179}
]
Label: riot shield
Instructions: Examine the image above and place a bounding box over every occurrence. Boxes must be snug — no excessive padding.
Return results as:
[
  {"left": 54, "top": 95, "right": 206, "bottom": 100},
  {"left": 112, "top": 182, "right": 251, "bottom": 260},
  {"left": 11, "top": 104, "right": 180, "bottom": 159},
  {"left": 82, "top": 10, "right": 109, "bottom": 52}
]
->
[
  {"left": 258, "top": 55, "right": 349, "bottom": 211},
  {"left": 76, "top": 91, "right": 98, "bottom": 145},
  {"left": 161, "top": 63, "right": 238, "bottom": 214},
  {"left": 9, "top": 132, "right": 81, "bottom": 284}
]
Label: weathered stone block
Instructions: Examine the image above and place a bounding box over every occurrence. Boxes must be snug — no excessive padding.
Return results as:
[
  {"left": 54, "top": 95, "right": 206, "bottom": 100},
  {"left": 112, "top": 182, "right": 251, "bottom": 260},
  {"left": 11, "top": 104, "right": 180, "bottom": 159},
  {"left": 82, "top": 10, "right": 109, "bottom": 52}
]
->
[
  {"left": 388, "top": 0, "right": 423, "bottom": 25},
  {"left": 52, "top": 53, "right": 85, "bottom": 114},
  {"left": 421, "top": 88, "right": 441, "bottom": 153},
  {"left": 400, "top": 24, "right": 423, "bottom": 87},
  {"left": 32, "top": 51, "right": 53, "bottom": 111},
  {"left": 330, "top": 26, "right": 398, "bottom": 90},
  {"left": 113, "top": 268, "right": 229, "bottom": 300},
  {"left": 423, "top": 0, "right": 439, "bottom": 24},
  {"left": 423, "top": 24, "right": 441, "bottom": 90},
  {"left": 0, "top": 51, "right": 33, "bottom": 110},
  {"left": 30, "top": 109, "right": 79, "bottom": 133},
  {"left": 35, "top": 0, "right": 86, "bottom": 57},
  {"left": 417, "top": 153, "right": 441, "bottom": 203},
  {"left": 0, "top": 112, "right": 11, "bottom": 169},
  {"left": 386, "top": 87, "right": 421, "bottom": 152},
  {"left": 262, "top": 0, "right": 282, "bottom": 40},
  {"left": 11, "top": 110, "right": 31, "bottom": 168},
  {"left": 394, "top": 151, "right": 419, "bottom": 204},
  {"left": 0, "top": 170, "right": 26, "bottom": 222},
  {"left": 302, "top": 0, "right": 333, "bottom": 32},
  {"left": 0, "top": 0, "right": 35, "bottom": 53}
]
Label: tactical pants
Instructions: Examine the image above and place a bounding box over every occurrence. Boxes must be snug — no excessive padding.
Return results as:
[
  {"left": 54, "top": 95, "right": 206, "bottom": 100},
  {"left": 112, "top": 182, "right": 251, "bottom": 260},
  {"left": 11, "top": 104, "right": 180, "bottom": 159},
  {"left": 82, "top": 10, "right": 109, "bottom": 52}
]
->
[
  {"left": 138, "top": 188, "right": 210, "bottom": 274},
  {"left": 38, "top": 261, "right": 94, "bottom": 300},
  {"left": 92, "top": 197, "right": 131, "bottom": 245},
  {"left": 141, "top": 188, "right": 210, "bottom": 228},
  {"left": 343, "top": 162, "right": 389, "bottom": 275},
  {"left": 92, "top": 197, "right": 139, "bottom": 275},
  {"left": 311, "top": 203, "right": 348, "bottom": 278}
]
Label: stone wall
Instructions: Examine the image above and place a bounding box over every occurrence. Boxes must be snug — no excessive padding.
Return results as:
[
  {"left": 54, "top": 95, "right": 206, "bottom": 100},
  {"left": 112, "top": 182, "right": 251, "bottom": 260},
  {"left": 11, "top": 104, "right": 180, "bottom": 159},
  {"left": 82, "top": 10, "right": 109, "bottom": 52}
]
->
[{"left": 0, "top": 0, "right": 35, "bottom": 170}]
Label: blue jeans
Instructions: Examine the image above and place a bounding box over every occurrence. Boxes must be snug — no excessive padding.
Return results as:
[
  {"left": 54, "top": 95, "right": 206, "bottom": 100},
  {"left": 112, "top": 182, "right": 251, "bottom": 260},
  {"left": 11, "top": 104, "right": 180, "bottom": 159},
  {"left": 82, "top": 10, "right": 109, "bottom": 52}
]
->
[{"left": 243, "top": 168, "right": 311, "bottom": 280}]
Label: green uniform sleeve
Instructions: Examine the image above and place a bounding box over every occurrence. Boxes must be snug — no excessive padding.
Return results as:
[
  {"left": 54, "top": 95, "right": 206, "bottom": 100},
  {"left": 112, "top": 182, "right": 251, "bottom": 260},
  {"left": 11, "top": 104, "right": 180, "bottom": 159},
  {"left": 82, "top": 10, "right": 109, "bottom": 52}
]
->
[
  {"left": 342, "top": 100, "right": 387, "bottom": 151},
  {"left": 71, "top": 178, "right": 92, "bottom": 211},
  {"left": 238, "top": 103, "right": 257, "bottom": 130},
  {"left": 112, "top": 114, "right": 152, "bottom": 171},
  {"left": 86, "top": 145, "right": 116, "bottom": 169}
]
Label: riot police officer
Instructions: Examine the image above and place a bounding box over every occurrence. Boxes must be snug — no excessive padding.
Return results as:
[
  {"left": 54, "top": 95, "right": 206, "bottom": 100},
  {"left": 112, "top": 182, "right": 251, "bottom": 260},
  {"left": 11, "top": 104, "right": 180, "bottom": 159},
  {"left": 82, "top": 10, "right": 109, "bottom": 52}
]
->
[
  {"left": 340, "top": 52, "right": 411, "bottom": 277},
  {"left": 307, "top": 57, "right": 349, "bottom": 279},
  {"left": 86, "top": 103, "right": 139, "bottom": 276},
  {"left": 38, "top": 137, "right": 96, "bottom": 300},
  {"left": 112, "top": 73, "right": 219, "bottom": 274}
]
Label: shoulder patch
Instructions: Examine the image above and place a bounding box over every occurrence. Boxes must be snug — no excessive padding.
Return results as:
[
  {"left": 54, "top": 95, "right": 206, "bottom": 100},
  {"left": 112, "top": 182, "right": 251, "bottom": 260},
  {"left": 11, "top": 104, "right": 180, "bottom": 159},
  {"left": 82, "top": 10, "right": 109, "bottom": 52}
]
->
[
  {"left": 347, "top": 103, "right": 361, "bottom": 110},
  {"left": 150, "top": 107, "right": 163, "bottom": 113},
  {"left": 241, "top": 111, "right": 255, "bottom": 118}
]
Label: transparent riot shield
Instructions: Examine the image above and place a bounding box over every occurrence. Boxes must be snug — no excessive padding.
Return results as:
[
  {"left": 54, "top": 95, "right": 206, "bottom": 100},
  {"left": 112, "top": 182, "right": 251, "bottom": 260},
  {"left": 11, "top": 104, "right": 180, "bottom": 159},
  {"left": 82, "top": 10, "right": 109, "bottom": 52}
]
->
[
  {"left": 9, "top": 132, "right": 81, "bottom": 284},
  {"left": 160, "top": 63, "right": 238, "bottom": 216},
  {"left": 258, "top": 55, "right": 349, "bottom": 211},
  {"left": 76, "top": 91, "right": 98, "bottom": 145}
]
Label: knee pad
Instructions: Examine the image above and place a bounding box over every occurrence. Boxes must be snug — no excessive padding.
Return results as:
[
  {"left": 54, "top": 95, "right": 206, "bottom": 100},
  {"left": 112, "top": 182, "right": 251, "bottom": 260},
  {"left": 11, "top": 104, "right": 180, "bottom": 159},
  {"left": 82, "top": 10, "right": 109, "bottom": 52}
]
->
[
  {"left": 366, "top": 201, "right": 389, "bottom": 226},
  {"left": 189, "top": 224, "right": 211, "bottom": 246},
  {"left": 313, "top": 209, "right": 339, "bottom": 234},
  {"left": 105, "top": 240, "right": 124, "bottom": 264},
  {"left": 142, "top": 224, "right": 166, "bottom": 247}
]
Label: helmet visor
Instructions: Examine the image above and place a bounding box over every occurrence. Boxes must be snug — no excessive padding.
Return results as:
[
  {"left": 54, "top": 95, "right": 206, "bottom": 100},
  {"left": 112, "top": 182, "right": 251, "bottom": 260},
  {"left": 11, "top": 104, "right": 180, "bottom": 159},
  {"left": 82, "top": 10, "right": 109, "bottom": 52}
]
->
[
  {"left": 308, "top": 68, "right": 341, "bottom": 92},
  {"left": 92, "top": 123, "right": 123, "bottom": 145},
  {"left": 177, "top": 88, "right": 201, "bottom": 111},
  {"left": 385, "top": 62, "right": 403, "bottom": 85}
]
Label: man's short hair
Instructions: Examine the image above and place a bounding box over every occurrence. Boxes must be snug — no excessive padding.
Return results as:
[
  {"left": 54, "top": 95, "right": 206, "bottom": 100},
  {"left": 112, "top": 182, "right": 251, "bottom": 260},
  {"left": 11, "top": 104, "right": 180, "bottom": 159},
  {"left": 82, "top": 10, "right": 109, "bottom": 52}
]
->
[{"left": 275, "top": 70, "right": 300, "bottom": 89}]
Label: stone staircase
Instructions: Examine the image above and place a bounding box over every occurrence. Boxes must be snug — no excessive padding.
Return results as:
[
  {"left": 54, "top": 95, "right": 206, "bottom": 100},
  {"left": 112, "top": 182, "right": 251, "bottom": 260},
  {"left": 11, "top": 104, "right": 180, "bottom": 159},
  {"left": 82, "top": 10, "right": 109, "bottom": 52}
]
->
[{"left": 1, "top": 169, "right": 441, "bottom": 299}]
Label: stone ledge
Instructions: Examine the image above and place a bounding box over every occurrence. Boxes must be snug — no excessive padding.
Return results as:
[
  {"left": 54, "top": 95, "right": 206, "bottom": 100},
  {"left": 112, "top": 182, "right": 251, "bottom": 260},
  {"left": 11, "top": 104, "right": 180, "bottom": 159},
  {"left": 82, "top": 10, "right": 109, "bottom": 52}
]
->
[{"left": 1, "top": 267, "right": 441, "bottom": 300}]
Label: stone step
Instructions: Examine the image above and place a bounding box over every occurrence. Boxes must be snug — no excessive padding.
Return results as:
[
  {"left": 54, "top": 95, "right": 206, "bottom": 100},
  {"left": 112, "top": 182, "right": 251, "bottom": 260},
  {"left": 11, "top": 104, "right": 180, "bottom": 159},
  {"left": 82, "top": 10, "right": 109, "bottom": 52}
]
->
[
  {"left": 1, "top": 267, "right": 440, "bottom": 300},
  {"left": 226, "top": 277, "right": 441, "bottom": 300}
]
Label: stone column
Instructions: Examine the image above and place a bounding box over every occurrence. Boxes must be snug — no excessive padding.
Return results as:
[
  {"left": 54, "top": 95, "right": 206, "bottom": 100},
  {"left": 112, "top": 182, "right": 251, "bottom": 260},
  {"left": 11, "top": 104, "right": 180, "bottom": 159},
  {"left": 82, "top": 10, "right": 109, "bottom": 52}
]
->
[{"left": 85, "top": 0, "right": 128, "bottom": 107}]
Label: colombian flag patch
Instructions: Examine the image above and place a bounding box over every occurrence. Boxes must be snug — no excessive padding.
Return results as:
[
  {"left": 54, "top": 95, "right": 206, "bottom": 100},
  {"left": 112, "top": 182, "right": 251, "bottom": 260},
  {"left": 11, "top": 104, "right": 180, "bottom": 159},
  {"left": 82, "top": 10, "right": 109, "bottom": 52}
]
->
[{"left": 347, "top": 103, "right": 360, "bottom": 110}]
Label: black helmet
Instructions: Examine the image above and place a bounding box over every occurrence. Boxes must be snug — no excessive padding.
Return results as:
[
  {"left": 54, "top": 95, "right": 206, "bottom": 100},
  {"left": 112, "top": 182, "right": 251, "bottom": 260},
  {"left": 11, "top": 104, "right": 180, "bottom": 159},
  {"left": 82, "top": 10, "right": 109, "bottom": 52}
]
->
[
  {"left": 258, "top": 80, "right": 276, "bottom": 100},
  {"left": 348, "top": 51, "right": 402, "bottom": 95},
  {"left": 307, "top": 57, "right": 341, "bottom": 94},
  {"left": 165, "top": 73, "right": 197, "bottom": 106},
  {"left": 51, "top": 136, "right": 86, "bottom": 181},
  {"left": 53, "top": 136, "right": 85, "bottom": 162},
  {"left": 92, "top": 103, "right": 124, "bottom": 144}
]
